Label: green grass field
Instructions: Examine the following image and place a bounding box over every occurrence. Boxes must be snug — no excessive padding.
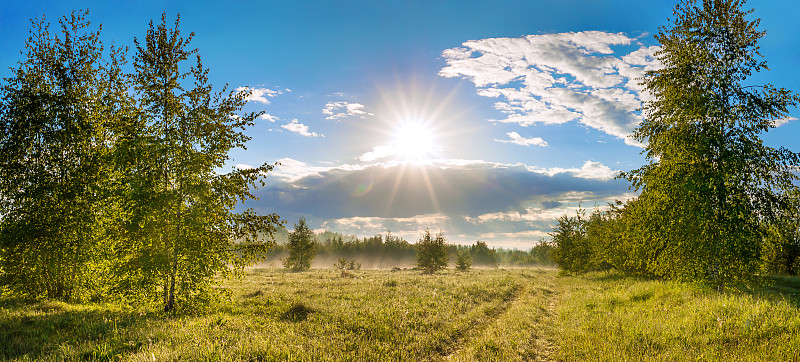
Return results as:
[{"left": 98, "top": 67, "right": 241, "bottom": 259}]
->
[{"left": 2, "top": 268, "right": 800, "bottom": 361}]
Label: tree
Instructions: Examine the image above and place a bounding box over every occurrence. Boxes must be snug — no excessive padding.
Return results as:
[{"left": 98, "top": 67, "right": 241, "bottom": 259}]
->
[
  {"left": 624, "top": 0, "right": 800, "bottom": 282},
  {"left": 456, "top": 250, "right": 472, "bottom": 271},
  {"left": 416, "top": 230, "right": 448, "bottom": 274},
  {"left": 470, "top": 241, "right": 498, "bottom": 267},
  {"left": 284, "top": 217, "right": 317, "bottom": 271},
  {"left": 119, "top": 13, "right": 280, "bottom": 311},
  {"left": 760, "top": 190, "right": 800, "bottom": 275},
  {"left": 0, "top": 11, "right": 130, "bottom": 301},
  {"left": 549, "top": 208, "right": 591, "bottom": 275}
]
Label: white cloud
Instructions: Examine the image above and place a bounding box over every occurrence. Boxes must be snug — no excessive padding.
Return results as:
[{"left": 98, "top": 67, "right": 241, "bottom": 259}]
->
[
  {"left": 250, "top": 158, "right": 631, "bottom": 248},
  {"left": 772, "top": 117, "right": 797, "bottom": 128},
  {"left": 236, "top": 86, "right": 283, "bottom": 104},
  {"left": 494, "top": 132, "right": 548, "bottom": 147},
  {"left": 439, "top": 32, "right": 661, "bottom": 146},
  {"left": 272, "top": 158, "right": 340, "bottom": 181},
  {"left": 321, "top": 214, "right": 450, "bottom": 243},
  {"left": 281, "top": 119, "right": 324, "bottom": 138},
  {"left": 323, "top": 101, "right": 374, "bottom": 120},
  {"left": 359, "top": 145, "right": 396, "bottom": 162},
  {"left": 259, "top": 113, "right": 279, "bottom": 122},
  {"left": 573, "top": 160, "right": 617, "bottom": 180},
  {"left": 531, "top": 160, "right": 618, "bottom": 181}
]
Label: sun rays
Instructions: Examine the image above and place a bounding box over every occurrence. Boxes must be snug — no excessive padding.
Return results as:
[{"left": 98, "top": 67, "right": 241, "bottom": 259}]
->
[{"left": 391, "top": 120, "right": 437, "bottom": 163}]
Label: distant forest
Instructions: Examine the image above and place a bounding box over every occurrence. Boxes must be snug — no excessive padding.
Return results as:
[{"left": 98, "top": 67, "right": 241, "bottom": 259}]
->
[{"left": 260, "top": 228, "right": 554, "bottom": 269}]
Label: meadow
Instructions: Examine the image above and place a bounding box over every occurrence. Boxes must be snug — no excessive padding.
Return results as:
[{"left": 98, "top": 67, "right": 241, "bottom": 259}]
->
[{"left": 2, "top": 267, "right": 800, "bottom": 361}]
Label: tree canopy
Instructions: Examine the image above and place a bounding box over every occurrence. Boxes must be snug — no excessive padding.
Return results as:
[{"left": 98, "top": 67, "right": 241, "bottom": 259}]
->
[
  {"left": 551, "top": 0, "right": 800, "bottom": 283},
  {"left": 0, "top": 11, "right": 281, "bottom": 310}
]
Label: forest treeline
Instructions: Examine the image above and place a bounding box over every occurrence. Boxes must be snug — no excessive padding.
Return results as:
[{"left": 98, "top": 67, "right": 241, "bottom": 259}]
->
[
  {"left": 549, "top": 0, "right": 800, "bottom": 284},
  {"left": 261, "top": 226, "right": 554, "bottom": 269},
  {"left": 0, "top": 12, "right": 279, "bottom": 311}
]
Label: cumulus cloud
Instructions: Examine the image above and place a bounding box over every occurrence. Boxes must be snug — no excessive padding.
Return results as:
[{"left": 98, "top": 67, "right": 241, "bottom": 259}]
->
[
  {"left": 532, "top": 160, "right": 618, "bottom": 181},
  {"left": 322, "top": 101, "right": 374, "bottom": 120},
  {"left": 236, "top": 86, "right": 283, "bottom": 104},
  {"left": 281, "top": 119, "right": 324, "bottom": 138},
  {"left": 259, "top": 113, "right": 279, "bottom": 122},
  {"left": 271, "top": 158, "right": 363, "bottom": 182},
  {"left": 439, "top": 31, "right": 661, "bottom": 146},
  {"left": 250, "top": 159, "right": 626, "bottom": 218},
  {"left": 248, "top": 158, "right": 632, "bottom": 248},
  {"left": 494, "top": 132, "right": 548, "bottom": 147}
]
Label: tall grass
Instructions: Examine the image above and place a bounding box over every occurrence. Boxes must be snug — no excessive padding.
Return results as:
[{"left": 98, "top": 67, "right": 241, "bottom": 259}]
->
[
  {"left": 1, "top": 269, "right": 545, "bottom": 361},
  {"left": 555, "top": 272, "right": 800, "bottom": 361},
  {"left": 3, "top": 268, "right": 800, "bottom": 361}
]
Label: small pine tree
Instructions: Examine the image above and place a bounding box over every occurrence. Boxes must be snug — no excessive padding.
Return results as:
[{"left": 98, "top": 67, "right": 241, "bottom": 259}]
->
[
  {"left": 456, "top": 250, "right": 472, "bottom": 271},
  {"left": 416, "top": 230, "right": 448, "bottom": 274},
  {"left": 284, "top": 218, "right": 317, "bottom": 271}
]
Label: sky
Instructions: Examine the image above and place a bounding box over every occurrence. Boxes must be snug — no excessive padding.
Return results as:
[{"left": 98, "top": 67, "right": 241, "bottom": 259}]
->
[{"left": 2, "top": 1, "right": 799, "bottom": 249}]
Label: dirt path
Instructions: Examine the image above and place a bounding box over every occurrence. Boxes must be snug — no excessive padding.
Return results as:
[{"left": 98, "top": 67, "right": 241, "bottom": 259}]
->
[
  {"left": 440, "top": 270, "right": 560, "bottom": 361},
  {"left": 529, "top": 277, "right": 559, "bottom": 361},
  {"left": 436, "top": 282, "right": 526, "bottom": 360}
]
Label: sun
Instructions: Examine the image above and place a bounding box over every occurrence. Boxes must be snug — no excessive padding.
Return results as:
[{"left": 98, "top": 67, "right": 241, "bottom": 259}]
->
[{"left": 392, "top": 120, "right": 437, "bottom": 162}]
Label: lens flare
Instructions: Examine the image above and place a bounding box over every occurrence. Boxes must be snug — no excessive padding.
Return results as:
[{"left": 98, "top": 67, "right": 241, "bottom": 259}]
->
[{"left": 351, "top": 177, "right": 374, "bottom": 196}]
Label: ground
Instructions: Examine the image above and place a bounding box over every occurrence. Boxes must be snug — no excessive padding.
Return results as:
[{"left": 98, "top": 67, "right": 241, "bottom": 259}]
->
[{"left": 2, "top": 268, "right": 800, "bottom": 361}]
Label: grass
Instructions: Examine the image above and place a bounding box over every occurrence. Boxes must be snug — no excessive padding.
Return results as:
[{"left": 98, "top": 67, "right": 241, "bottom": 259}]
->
[
  {"left": 554, "top": 272, "right": 800, "bottom": 361},
  {"left": 0, "top": 268, "right": 551, "bottom": 361},
  {"left": 2, "top": 268, "right": 800, "bottom": 361}
]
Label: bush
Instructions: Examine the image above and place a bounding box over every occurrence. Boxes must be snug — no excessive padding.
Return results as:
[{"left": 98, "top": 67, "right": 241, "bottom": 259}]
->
[
  {"left": 549, "top": 208, "right": 591, "bottom": 275},
  {"left": 334, "top": 257, "right": 361, "bottom": 271}
]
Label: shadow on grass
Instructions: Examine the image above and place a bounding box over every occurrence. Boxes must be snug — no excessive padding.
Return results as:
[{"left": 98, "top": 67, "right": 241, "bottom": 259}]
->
[
  {"left": 570, "top": 270, "right": 800, "bottom": 306},
  {"left": 744, "top": 275, "right": 800, "bottom": 306},
  {"left": 0, "top": 300, "right": 156, "bottom": 360},
  {"left": 281, "top": 300, "right": 314, "bottom": 322},
  {"left": 584, "top": 270, "right": 660, "bottom": 284}
]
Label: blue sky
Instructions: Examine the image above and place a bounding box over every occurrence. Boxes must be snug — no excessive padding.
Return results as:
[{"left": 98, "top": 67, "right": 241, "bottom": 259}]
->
[{"left": 3, "top": 1, "right": 799, "bottom": 248}]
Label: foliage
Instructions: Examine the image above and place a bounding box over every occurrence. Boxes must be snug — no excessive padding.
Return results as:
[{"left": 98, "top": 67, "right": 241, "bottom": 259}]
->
[
  {"left": 0, "top": 12, "right": 280, "bottom": 309},
  {"left": 283, "top": 218, "right": 317, "bottom": 271},
  {"left": 416, "top": 230, "right": 449, "bottom": 274},
  {"left": 620, "top": 0, "right": 799, "bottom": 283},
  {"left": 113, "top": 13, "right": 279, "bottom": 311},
  {"left": 261, "top": 228, "right": 552, "bottom": 269},
  {"left": 548, "top": 208, "right": 591, "bottom": 275},
  {"left": 334, "top": 257, "right": 361, "bottom": 271},
  {"left": 456, "top": 250, "right": 472, "bottom": 271},
  {"left": 0, "top": 11, "right": 129, "bottom": 301},
  {"left": 470, "top": 241, "right": 498, "bottom": 267},
  {"left": 760, "top": 191, "right": 800, "bottom": 275}
]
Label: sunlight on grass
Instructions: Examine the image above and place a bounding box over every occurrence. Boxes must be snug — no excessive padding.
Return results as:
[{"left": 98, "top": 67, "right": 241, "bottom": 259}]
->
[
  {"left": 1, "top": 269, "right": 547, "bottom": 361},
  {"left": 4, "top": 269, "right": 800, "bottom": 361},
  {"left": 555, "top": 272, "right": 800, "bottom": 361}
]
